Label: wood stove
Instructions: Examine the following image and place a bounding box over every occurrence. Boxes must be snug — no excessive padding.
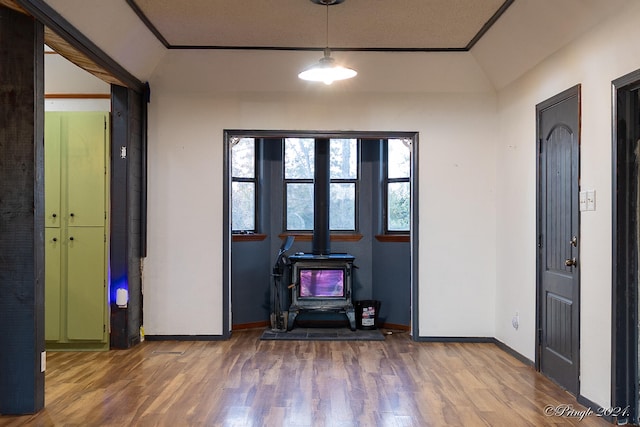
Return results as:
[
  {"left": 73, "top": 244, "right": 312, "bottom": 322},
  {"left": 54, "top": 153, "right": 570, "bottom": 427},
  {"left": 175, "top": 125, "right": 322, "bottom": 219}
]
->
[{"left": 287, "top": 253, "right": 356, "bottom": 330}]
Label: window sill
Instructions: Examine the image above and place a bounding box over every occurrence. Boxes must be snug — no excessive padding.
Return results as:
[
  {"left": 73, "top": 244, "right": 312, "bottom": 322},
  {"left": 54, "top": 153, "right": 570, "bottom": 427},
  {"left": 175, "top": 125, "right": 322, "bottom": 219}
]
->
[
  {"left": 278, "top": 233, "right": 363, "bottom": 242},
  {"left": 375, "top": 234, "right": 410, "bottom": 243},
  {"left": 232, "top": 233, "right": 267, "bottom": 242}
]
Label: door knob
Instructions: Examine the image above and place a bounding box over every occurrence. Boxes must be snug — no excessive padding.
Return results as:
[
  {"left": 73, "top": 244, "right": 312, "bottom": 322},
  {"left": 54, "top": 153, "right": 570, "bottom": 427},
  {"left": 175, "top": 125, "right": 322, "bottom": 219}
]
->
[{"left": 565, "top": 258, "right": 577, "bottom": 267}]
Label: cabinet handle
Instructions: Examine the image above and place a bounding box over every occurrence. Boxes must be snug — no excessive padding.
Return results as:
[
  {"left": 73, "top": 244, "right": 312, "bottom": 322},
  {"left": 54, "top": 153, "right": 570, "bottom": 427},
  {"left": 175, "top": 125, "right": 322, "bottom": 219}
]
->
[
  {"left": 70, "top": 213, "right": 75, "bottom": 217},
  {"left": 52, "top": 213, "right": 57, "bottom": 218},
  {"left": 69, "top": 237, "right": 74, "bottom": 241},
  {"left": 52, "top": 237, "right": 57, "bottom": 242}
]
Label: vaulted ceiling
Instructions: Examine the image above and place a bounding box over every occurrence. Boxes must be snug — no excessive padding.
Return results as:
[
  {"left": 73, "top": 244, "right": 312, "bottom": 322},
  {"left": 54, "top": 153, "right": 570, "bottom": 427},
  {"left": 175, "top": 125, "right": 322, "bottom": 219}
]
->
[{"left": 16, "top": 0, "right": 640, "bottom": 92}]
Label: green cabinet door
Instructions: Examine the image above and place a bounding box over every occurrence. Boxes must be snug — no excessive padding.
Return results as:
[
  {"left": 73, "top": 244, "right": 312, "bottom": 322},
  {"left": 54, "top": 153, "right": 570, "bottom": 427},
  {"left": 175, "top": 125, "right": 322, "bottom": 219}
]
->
[
  {"left": 66, "top": 227, "right": 105, "bottom": 340},
  {"left": 45, "top": 228, "right": 61, "bottom": 341},
  {"left": 65, "top": 113, "right": 106, "bottom": 227},
  {"left": 45, "top": 113, "right": 61, "bottom": 228}
]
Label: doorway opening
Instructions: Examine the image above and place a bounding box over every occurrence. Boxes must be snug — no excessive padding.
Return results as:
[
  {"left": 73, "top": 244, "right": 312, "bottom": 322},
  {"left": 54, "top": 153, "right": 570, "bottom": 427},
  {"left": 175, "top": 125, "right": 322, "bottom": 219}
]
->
[
  {"left": 612, "top": 68, "right": 640, "bottom": 425},
  {"left": 222, "top": 131, "right": 420, "bottom": 339}
]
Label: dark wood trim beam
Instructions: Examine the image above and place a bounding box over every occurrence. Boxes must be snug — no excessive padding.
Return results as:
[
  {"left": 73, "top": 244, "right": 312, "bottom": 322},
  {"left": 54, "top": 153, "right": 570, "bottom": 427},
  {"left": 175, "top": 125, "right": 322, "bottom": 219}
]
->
[
  {"left": 465, "top": 0, "right": 515, "bottom": 50},
  {"left": 16, "top": 0, "right": 144, "bottom": 92}
]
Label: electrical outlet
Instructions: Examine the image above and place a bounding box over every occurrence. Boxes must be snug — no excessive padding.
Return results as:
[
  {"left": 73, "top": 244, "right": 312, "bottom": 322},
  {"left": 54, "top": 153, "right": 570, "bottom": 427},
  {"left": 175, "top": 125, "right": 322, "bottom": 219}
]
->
[{"left": 512, "top": 312, "right": 519, "bottom": 330}]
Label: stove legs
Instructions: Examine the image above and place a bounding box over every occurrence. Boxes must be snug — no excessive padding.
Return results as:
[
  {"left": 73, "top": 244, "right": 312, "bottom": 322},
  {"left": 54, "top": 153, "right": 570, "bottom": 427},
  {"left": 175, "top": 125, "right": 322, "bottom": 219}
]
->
[
  {"left": 286, "top": 307, "right": 356, "bottom": 331},
  {"left": 346, "top": 308, "right": 356, "bottom": 331}
]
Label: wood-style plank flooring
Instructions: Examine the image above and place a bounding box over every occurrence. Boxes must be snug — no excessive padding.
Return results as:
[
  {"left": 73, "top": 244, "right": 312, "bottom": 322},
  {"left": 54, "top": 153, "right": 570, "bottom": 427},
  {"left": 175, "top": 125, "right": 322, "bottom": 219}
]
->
[{"left": 0, "top": 329, "right": 611, "bottom": 426}]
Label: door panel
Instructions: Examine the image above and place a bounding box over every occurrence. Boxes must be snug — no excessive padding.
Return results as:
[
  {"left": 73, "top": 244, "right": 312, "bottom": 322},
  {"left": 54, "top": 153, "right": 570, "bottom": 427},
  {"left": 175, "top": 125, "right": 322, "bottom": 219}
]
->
[
  {"left": 45, "top": 113, "right": 61, "bottom": 228},
  {"left": 66, "top": 227, "right": 105, "bottom": 340},
  {"left": 537, "top": 86, "right": 580, "bottom": 395},
  {"left": 65, "top": 113, "right": 106, "bottom": 227},
  {"left": 45, "top": 228, "right": 61, "bottom": 341}
]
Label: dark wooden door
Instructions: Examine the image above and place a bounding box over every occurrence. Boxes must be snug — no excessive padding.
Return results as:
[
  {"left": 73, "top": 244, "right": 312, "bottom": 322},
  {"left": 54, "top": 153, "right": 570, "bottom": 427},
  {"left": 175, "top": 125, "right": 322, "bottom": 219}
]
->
[{"left": 537, "top": 85, "right": 580, "bottom": 395}]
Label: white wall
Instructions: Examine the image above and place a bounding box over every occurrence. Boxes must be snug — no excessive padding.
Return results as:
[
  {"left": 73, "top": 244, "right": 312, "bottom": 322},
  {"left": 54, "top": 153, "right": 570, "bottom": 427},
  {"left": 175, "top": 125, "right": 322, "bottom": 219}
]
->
[
  {"left": 44, "top": 51, "right": 110, "bottom": 112},
  {"left": 143, "top": 90, "right": 498, "bottom": 337},
  {"left": 45, "top": 52, "right": 110, "bottom": 95},
  {"left": 494, "top": 1, "right": 640, "bottom": 407}
]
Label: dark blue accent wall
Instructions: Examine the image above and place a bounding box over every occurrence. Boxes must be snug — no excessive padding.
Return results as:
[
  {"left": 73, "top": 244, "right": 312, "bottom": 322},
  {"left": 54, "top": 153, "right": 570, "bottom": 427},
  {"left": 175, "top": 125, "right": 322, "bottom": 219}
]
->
[
  {"left": 231, "top": 239, "right": 272, "bottom": 325},
  {"left": 231, "top": 138, "right": 411, "bottom": 328},
  {"left": 372, "top": 241, "right": 411, "bottom": 326}
]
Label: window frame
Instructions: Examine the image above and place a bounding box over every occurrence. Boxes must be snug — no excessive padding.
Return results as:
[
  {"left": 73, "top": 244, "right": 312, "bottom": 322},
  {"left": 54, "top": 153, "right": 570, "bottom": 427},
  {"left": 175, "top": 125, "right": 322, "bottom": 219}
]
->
[
  {"left": 230, "top": 137, "right": 259, "bottom": 234},
  {"left": 383, "top": 138, "right": 411, "bottom": 235},
  {"left": 282, "top": 138, "right": 360, "bottom": 233}
]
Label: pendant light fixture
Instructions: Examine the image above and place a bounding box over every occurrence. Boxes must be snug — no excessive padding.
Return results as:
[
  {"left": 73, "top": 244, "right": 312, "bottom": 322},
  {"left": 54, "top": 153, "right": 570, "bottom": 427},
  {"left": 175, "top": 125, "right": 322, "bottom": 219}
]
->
[{"left": 298, "top": 0, "right": 357, "bottom": 85}]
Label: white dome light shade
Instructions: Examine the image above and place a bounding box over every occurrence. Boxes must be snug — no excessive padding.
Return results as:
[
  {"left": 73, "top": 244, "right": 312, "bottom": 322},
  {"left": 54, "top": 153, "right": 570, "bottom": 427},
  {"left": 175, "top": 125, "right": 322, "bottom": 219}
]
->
[{"left": 298, "top": 50, "right": 357, "bottom": 85}]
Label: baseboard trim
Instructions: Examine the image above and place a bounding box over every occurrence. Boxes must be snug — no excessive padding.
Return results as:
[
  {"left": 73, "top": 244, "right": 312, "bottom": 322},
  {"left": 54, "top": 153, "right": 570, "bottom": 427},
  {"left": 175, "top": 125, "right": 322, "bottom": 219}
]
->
[
  {"left": 493, "top": 339, "right": 534, "bottom": 367},
  {"left": 414, "top": 336, "right": 534, "bottom": 366},
  {"left": 415, "top": 336, "right": 496, "bottom": 343},
  {"left": 232, "top": 321, "right": 270, "bottom": 331},
  {"left": 144, "top": 334, "right": 229, "bottom": 341},
  {"left": 576, "top": 394, "right": 617, "bottom": 424},
  {"left": 380, "top": 322, "right": 410, "bottom": 331}
]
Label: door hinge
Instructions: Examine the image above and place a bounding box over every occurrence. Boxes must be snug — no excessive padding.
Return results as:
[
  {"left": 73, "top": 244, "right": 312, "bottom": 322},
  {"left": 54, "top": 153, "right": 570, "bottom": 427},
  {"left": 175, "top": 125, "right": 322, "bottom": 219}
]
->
[
  {"left": 538, "top": 328, "right": 543, "bottom": 343},
  {"left": 538, "top": 234, "right": 543, "bottom": 248},
  {"left": 104, "top": 324, "right": 106, "bottom": 333},
  {"left": 104, "top": 234, "right": 107, "bottom": 242}
]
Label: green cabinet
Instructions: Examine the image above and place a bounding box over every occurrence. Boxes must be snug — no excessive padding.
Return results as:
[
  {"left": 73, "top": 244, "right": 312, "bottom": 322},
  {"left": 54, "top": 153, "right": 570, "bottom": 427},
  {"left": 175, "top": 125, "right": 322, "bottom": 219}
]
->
[
  {"left": 44, "top": 228, "right": 61, "bottom": 341},
  {"left": 45, "top": 112, "right": 109, "bottom": 350}
]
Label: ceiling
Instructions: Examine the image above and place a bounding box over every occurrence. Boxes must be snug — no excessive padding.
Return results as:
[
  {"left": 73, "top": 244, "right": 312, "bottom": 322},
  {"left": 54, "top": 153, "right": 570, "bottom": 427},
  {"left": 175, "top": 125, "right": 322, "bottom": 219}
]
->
[
  {"left": 14, "top": 0, "right": 640, "bottom": 92},
  {"left": 127, "top": 0, "right": 510, "bottom": 51}
]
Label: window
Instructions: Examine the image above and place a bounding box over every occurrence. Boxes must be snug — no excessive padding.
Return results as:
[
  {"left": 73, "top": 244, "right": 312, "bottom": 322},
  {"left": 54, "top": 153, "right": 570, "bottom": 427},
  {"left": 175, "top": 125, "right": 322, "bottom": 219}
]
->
[
  {"left": 284, "top": 138, "right": 315, "bottom": 230},
  {"left": 284, "top": 138, "right": 359, "bottom": 232},
  {"left": 385, "top": 138, "right": 411, "bottom": 233},
  {"left": 329, "top": 138, "right": 358, "bottom": 230},
  {"left": 231, "top": 137, "right": 257, "bottom": 233}
]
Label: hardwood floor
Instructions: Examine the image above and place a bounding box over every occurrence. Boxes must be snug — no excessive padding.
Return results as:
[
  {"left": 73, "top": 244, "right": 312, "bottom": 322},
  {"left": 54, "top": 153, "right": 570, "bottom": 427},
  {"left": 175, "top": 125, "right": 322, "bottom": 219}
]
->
[{"left": 0, "top": 329, "right": 611, "bottom": 426}]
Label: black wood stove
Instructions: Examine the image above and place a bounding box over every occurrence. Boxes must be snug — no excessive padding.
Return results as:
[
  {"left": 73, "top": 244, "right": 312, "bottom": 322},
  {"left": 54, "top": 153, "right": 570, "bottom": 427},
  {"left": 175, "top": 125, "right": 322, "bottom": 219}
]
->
[{"left": 287, "top": 253, "right": 356, "bottom": 330}]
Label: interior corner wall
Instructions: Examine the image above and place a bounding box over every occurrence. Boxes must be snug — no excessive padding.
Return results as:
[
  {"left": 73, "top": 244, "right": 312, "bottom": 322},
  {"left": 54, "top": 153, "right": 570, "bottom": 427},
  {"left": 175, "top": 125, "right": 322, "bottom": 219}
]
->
[
  {"left": 143, "top": 90, "right": 498, "bottom": 337},
  {"left": 494, "top": 2, "right": 640, "bottom": 408}
]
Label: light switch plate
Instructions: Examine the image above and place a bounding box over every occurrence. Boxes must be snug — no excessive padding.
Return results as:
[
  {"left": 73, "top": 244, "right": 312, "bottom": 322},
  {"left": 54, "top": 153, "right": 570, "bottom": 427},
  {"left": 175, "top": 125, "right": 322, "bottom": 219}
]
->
[
  {"left": 586, "top": 190, "right": 596, "bottom": 211},
  {"left": 579, "top": 191, "right": 587, "bottom": 212}
]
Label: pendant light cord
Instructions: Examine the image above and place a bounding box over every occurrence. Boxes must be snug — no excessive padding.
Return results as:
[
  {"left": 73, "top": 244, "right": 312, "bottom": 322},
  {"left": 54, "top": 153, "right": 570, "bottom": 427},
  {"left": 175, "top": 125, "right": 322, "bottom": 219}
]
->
[{"left": 326, "top": 3, "right": 329, "bottom": 50}]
